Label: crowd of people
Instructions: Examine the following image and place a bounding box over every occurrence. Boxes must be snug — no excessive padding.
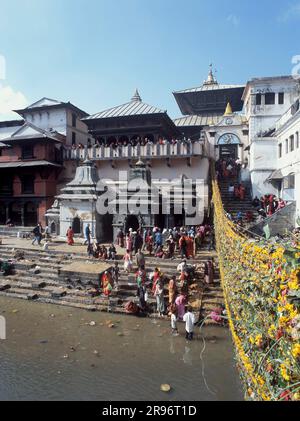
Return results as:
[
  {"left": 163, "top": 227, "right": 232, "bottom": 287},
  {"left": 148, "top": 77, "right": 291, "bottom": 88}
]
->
[
  {"left": 252, "top": 194, "right": 286, "bottom": 219},
  {"left": 116, "top": 224, "right": 214, "bottom": 261},
  {"left": 71, "top": 136, "right": 200, "bottom": 150},
  {"left": 99, "top": 253, "right": 214, "bottom": 340},
  {"left": 215, "top": 157, "right": 243, "bottom": 180}
]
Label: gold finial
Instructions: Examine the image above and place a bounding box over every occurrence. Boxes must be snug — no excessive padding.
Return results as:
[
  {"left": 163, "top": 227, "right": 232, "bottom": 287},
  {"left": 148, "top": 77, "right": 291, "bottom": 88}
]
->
[{"left": 224, "top": 102, "right": 233, "bottom": 116}]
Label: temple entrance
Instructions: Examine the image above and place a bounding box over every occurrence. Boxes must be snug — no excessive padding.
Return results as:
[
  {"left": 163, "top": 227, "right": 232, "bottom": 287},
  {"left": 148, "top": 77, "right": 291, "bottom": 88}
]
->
[
  {"left": 24, "top": 202, "right": 38, "bottom": 226},
  {"left": 125, "top": 215, "right": 140, "bottom": 233},
  {"left": 173, "top": 213, "right": 184, "bottom": 228},
  {"left": 50, "top": 221, "right": 56, "bottom": 234},
  {"left": 72, "top": 217, "right": 81, "bottom": 234},
  {"left": 10, "top": 202, "right": 22, "bottom": 225},
  {"left": 154, "top": 214, "right": 166, "bottom": 231},
  {"left": 102, "top": 213, "right": 113, "bottom": 242},
  {"left": 219, "top": 145, "right": 238, "bottom": 160}
]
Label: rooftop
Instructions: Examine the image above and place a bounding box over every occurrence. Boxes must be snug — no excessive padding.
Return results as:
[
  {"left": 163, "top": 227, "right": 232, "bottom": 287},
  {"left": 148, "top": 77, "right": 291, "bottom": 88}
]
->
[
  {"left": 84, "top": 90, "right": 167, "bottom": 120},
  {"left": 14, "top": 97, "right": 89, "bottom": 118},
  {"left": 174, "top": 114, "right": 223, "bottom": 127},
  {"left": 0, "top": 122, "right": 64, "bottom": 143}
]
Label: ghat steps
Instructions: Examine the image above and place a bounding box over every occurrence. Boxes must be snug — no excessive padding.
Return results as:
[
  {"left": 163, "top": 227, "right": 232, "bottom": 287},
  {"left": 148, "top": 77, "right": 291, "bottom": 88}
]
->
[{"left": 0, "top": 244, "right": 224, "bottom": 324}]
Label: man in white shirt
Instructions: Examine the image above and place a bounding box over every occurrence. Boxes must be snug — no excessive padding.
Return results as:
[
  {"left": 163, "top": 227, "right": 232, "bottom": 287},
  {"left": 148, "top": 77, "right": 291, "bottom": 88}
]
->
[
  {"left": 177, "top": 259, "right": 187, "bottom": 273},
  {"left": 183, "top": 307, "right": 196, "bottom": 341}
]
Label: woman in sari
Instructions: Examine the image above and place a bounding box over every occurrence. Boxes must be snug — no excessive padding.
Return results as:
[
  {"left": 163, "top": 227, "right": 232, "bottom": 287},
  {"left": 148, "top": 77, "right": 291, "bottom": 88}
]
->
[
  {"left": 175, "top": 292, "right": 186, "bottom": 320},
  {"left": 152, "top": 268, "right": 162, "bottom": 295},
  {"left": 154, "top": 280, "right": 165, "bottom": 317},
  {"left": 168, "top": 275, "right": 177, "bottom": 305},
  {"left": 101, "top": 271, "right": 113, "bottom": 297},
  {"left": 146, "top": 233, "right": 153, "bottom": 255},
  {"left": 204, "top": 259, "right": 214, "bottom": 285},
  {"left": 187, "top": 236, "right": 194, "bottom": 259},
  {"left": 126, "top": 234, "right": 133, "bottom": 252},
  {"left": 66, "top": 226, "right": 74, "bottom": 245},
  {"left": 123, "top": 249, "right": 133, "bottom": 273},
  {"left": 239, "top": 184, "right": 246, "bottom": 201}
]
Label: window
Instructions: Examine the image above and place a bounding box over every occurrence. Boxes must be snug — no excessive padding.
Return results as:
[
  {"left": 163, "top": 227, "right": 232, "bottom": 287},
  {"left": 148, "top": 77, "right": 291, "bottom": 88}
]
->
[
  {"left": 22, "top": 175, "right": 34, "bottom": 194},
  {"left": 256, "top": 94, "right": 262, "bottom": 105},
  {"left": 283, "top": 174, "right": 295, "bottom": 189},
  {"left": 285, "top": 139, "right": 289, "bottom": 154},
  {"left": 72, "top": 113, "right": 76, "bottom": 128},
  {"left": 278, "top": 92, "right": 284, "bottom": 105},
  {"left": 279, "top": 143, "right": 282, "bottom": 158},
  {"left": 72, "top": 132, "right": 76, "bottom": 145},
  {"left": 265, "top": 93, "right": 275, "bottom": 105},
  {"left": 290, "top": 135, "right": 295, "bottom": 152},
  {"left": 22, "top": 145, "right": 34, "bottom": 159},
  {"left": 296, "top": 132, "right": 299, "bottom": 149}
]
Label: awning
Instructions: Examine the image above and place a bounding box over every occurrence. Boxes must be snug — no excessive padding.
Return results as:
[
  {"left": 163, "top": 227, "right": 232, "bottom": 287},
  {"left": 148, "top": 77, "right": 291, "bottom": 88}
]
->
[
  {"left": 0, "top": 160, "right": 62, "bottom": 169},
  {"left": 267, "top": 169, "right": 283, "bottom": 181}
]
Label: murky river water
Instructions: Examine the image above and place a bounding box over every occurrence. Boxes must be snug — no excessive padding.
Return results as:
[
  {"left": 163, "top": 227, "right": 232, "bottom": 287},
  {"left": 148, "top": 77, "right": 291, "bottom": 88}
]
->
[{"left": 0, "top": 297, "right": 243, "bottom": 401}]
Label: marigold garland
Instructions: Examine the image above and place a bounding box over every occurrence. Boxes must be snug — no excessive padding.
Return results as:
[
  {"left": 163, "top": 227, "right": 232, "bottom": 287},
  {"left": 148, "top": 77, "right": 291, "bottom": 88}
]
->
[{"left": 212, "top": 179, "right": 300, "bottom": 401}]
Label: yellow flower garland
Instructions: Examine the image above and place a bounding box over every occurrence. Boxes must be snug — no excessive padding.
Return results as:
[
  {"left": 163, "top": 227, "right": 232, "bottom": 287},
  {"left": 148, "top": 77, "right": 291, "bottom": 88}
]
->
[{"left": 212, "top": 178, "right": 300, "bottom": 401}]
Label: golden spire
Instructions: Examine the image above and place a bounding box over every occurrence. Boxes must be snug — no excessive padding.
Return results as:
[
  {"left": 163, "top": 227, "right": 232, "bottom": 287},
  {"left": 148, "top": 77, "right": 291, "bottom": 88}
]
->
[{"left": 224, "top": 102, "right": 233, "bottom": 116}]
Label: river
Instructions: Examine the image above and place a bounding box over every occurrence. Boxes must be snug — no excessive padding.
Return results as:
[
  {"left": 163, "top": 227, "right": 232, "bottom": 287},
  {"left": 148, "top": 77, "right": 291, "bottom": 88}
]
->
[{"left": 0, "top": 297, "right": 243, "bottom": 401}]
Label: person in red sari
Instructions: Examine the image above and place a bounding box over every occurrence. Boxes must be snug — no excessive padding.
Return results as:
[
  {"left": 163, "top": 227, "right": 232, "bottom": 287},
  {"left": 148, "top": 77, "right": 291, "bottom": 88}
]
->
[
  {"left": 152, "top": 268, "right": 162, "bottom": 295},
  {"left": 66, "top": 226, "right": 74, "bottom": 245},
  {"left": 101, "top": 271, "right": 113, "bottom": 296},
  {"left": 239, "top": 184, "right": 246, "bottom": 200},
  {"left": 268, "top": 194, "right": 275, "bottom": 216},
  {"left": 187, "top": 236, "right": 194, "bottom": 259},
  {"left": 234, "top": 185, "right": 240, "bottom": 200}
]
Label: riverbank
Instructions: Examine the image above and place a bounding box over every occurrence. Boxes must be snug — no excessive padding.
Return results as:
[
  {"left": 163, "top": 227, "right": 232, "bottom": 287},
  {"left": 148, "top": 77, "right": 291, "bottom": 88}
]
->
[{"left": 0, "top": 297, "right": 243, "bottom": 401}]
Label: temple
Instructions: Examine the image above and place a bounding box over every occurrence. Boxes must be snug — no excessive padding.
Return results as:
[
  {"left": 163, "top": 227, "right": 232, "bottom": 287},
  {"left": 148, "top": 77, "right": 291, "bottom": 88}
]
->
[{"left": 1, "top": 68, "right": 299, "bottom": 239}]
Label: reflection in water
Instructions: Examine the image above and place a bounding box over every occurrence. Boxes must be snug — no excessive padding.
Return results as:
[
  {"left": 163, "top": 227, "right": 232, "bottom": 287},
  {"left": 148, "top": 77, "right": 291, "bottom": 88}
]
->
[
  {"left": 183, "top": 346, "right": 193, "bottom": 366},
  {"left": 0, "top": 297, "right": 243, "bottom": 401}
]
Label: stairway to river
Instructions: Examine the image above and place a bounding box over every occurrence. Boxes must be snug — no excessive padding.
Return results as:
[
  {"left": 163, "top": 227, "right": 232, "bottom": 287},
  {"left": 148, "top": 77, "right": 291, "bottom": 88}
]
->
[{"left": 218, "top": 176, "right": 259, "bottom": 226}]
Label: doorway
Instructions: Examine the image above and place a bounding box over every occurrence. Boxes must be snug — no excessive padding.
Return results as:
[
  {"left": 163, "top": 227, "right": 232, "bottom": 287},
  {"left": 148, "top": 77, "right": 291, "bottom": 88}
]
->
[
  {"left": 125, "top": 215, "right": 140, "bottom": 233},
  {"left": 219, "top": 145, "right": 238, "bottom": 160}
]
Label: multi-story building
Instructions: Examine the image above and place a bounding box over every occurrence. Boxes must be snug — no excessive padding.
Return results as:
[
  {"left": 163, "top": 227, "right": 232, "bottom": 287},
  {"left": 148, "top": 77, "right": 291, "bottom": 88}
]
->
[
  {"left": 58, "top": 71, "right": 249, "bottom": 241},
  {"left": 242, "top": 76, "right": 300, "bottom": 198},
  {"left": 271, "top": 98, "right": 300, "bottom": 223},
  {"left": 0, "top": 98, "right": 89, "bottom": 227}
]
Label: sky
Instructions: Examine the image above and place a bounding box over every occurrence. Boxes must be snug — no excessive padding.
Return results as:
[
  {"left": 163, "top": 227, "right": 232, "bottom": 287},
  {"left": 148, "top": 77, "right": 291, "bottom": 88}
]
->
[{"left": 0, "top": 0, "right": 300, "bottom": 120}]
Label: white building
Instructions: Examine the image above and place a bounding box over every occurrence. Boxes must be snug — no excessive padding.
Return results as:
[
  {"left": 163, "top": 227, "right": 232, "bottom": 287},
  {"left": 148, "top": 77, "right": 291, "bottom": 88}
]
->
[
  {"left": 242, "top": 76, "right": 300, "bottom": 198},
  {"left": 271, "top": 99, "right": 300, "bottom": 223},
  {"left": 13, "top": 97, "right": 91, "bottom": 192}
]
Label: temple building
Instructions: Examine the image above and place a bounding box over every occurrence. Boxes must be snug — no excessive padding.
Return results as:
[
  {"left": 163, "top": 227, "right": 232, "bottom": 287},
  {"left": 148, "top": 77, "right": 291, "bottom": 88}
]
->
[
  {"left": 62, "top": 88, "right": 210, "bottom": 240},
  {"left": 173, "top": 67, "right": 245, "bottom": 141}
]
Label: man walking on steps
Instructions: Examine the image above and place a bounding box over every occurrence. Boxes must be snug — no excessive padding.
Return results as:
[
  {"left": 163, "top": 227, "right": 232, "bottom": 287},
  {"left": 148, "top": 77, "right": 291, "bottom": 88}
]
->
[{"left": 32, "top": 223, "right": 42, "bottom": 246}]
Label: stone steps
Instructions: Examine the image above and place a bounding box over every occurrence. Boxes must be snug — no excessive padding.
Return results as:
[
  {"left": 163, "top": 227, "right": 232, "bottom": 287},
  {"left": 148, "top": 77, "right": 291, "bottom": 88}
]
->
[{"left": 0, "top": 243, "right": 226, "bottom": 325}]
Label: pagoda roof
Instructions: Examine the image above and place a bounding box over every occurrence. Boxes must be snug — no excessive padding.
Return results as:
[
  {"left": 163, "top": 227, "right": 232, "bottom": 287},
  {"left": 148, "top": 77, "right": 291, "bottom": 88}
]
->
[
  {"left": 174, "top": 83, "right": 245, "bottom": 94},
  {"left": 84, "top": 90, "right": 167, "bottom": 121},
  {"left": 173, "top": 68, "right": 245, "bottom": 115}
]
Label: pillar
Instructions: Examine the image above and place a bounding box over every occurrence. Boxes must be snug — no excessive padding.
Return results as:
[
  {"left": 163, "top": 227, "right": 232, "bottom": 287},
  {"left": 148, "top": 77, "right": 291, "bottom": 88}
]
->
[{"left": 21, "top": 203, "right": 25, "bottom": 227}]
